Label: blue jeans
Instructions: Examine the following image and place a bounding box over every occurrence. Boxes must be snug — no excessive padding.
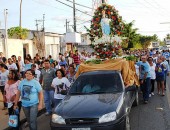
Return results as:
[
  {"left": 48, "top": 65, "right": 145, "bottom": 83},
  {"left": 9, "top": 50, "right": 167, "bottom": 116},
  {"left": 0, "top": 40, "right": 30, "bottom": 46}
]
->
[
  {"left": 140, "top": 78, "right": 151, "bottom": 101},
  {"left": 23, "top": 104, "right": 38, "bottom": 130},
  {"left": 44, "top": 90, "right": 54, "bottom": 113}
]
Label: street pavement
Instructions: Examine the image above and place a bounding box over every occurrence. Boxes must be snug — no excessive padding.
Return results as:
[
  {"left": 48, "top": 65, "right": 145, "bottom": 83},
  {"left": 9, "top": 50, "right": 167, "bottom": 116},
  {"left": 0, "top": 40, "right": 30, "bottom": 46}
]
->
[
  {"left": 1, "top": 77, "right": 170, "bottom": 130},
  {"left": 130, "top": 76, "right": 170, "bottom": 130}
]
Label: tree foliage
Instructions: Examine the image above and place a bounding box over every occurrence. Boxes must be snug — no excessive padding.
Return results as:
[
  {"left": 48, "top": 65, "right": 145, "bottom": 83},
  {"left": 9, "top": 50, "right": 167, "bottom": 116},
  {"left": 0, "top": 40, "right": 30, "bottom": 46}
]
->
[
  {"left": 122, "top": 20, "right": 160, "bottom": 49},
  {"left": 8, "top": 26, "right": 28, "bottom": 39},
  {"left": 166, "top": 34, "right": 170, "bottom": 39},
  {"left": 122, "top": 21, "right": 139, "bottom": 48}
]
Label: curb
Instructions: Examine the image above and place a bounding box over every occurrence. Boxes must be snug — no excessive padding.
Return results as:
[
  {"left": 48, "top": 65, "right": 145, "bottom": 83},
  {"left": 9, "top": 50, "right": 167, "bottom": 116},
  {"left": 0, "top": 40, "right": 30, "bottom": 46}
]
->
[{"left": 4, "top": 108, "right": 46, "bottom": 130}]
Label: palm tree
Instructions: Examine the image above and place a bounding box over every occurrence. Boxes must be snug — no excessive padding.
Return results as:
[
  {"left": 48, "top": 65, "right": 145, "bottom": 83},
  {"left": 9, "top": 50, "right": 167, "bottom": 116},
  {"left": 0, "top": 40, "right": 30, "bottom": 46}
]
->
[
  {"left": 166, "top": 34, "right": 170, "bottom": 39},
  {"left": 122, "top": 21, "right": 138, "bottom": 48}
]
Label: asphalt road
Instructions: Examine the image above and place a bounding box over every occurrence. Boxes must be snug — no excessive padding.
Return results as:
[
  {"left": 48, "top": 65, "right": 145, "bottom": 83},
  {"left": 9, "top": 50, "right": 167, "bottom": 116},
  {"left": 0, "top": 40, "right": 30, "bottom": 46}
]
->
[
  {"left": 130, "top": 76, "right": 170, "bottom": 130},
  {"left": 24, "top": 77, "right": 170, "bottom": 130}
]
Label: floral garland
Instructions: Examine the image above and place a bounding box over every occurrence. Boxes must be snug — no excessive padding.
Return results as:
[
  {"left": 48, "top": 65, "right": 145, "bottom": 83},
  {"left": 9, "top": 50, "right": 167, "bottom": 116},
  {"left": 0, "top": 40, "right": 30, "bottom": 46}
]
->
[
  {"left": 91, "top": 42, "right": 122, "bottom": 59},
  {"left": 86, "top": 3, "right": 124, "bottom": 42}
]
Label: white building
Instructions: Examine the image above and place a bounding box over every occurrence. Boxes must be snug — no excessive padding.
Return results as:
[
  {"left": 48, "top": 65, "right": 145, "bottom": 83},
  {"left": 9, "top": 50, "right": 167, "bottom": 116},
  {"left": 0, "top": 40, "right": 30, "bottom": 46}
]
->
[
  {"left": 0, "top": 29, "right": 61, "bottom": 60},
  {"left": 0, "top": 29, "right": 94, "bottom": 59},
  {"left": 148, "top": 41, "right": 160, "bottom": 49}
]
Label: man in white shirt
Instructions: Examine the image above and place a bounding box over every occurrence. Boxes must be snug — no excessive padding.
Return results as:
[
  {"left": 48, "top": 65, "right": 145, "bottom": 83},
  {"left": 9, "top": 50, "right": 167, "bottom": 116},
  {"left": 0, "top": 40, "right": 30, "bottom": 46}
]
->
[
  {"left": 18, "top": 56, "right": 25, "bottom": 77},
  {"left": 31, "top": 64, "right": 41, "bottom": 82},
  {"left": 7, "top": 58, "right": 18, "bottom": 70}
]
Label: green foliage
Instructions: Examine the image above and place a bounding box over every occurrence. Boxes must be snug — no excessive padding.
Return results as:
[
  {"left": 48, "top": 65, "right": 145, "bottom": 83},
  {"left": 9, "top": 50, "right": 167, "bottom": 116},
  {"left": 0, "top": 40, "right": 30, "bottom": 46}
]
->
[
  {"left": 166, "top": 34, "right": 170, "bottom": 39},
  {"left": 122, "top": 21, "right": 139, "bottom": 48},
  {"left": 139, "top": 35, "right": 156, "bottom": 49},
  {"left": 160, "top": 41, "right": 165, "bottom": 46},
  {"left": 8, "top": 26, "right": 28, "bottom": 39},
  {"left": 122, "top": 21, "right": 160, "bottom": 49},
  {"left": 123, "top": 55, "right": 137, "bottom": 61},
  {"left": 133, "top": 43, "right": 143, "bottom": 49},
  {"left": 85, "top": 59, "right": 102, "bottom": 64}
]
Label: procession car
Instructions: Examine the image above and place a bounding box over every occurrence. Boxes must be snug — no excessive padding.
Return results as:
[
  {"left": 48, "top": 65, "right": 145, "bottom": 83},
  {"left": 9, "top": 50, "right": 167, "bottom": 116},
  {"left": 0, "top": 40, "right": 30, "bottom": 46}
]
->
[{"left": 51, "top": 70, "right": 139, "bottom": 130}]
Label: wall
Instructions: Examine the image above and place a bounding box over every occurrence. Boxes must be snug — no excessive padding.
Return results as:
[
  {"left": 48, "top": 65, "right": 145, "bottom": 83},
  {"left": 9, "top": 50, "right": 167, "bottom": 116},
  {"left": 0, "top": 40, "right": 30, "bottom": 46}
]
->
[
  {"left": 81, "top": 34, "right": 91, "bottom": 45},
  {"left": 45, "top": 35, "right": 60, "bottom": 60},
  {"left": 7, "top": 39, "right": 34, "bottom": 59}
]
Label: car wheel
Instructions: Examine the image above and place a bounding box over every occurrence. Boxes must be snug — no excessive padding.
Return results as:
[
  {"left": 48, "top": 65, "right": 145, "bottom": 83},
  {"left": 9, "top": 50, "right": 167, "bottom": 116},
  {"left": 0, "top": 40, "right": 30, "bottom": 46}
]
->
[
  {"left": 132, "top": 91, "right": 139, "bottom": 107},
  {"left": 125, "top": 115, "right": 131, "bottom": 130}
]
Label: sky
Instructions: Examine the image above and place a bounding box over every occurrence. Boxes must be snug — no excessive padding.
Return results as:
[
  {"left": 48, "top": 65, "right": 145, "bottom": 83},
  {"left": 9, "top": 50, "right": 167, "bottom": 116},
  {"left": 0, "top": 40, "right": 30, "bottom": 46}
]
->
[{"left": 0, "top": 0, "right": 170, "bottom": 40}]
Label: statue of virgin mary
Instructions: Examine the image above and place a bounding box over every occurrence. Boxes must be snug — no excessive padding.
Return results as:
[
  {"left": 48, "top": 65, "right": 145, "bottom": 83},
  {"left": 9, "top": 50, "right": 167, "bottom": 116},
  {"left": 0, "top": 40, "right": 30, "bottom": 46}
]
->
[{"left": 100, "top": 10, "right": 111, "bottom": 36}]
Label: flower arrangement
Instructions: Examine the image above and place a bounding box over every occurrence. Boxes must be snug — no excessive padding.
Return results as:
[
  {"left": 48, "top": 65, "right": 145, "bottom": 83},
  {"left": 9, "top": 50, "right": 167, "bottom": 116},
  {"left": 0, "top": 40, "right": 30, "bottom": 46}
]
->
[
  {"left": 86, "top": 3, "right": 124, "bottom": 42},
  {"left": 85, "top": 3, "right": 124, "bottom": 59},
  {"left": 91, "top": 42, "right": 122, "bottom": 59}
]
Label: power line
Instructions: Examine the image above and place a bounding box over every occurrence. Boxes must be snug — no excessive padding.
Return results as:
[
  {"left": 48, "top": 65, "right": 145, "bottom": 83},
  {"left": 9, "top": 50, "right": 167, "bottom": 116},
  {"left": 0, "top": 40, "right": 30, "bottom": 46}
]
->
[
  {"left": 136, "top": 0, "right": 165, "bottom": 16},
  {"left": 151, "top": 0, "right": 170, "bottom": 15},
  {"left": 55, "top": 0, "right": 92, "bottom": 16},
  {"left": 31, "top": 0, "right": 71, "bottom": 13},
  {"left": 76, "top": 20, "right": 91, "bottom": 25},
  {"left": 64, "top": 0, "right": 92, "bottom": 9},
  {"left": 135, "top": 0, "right": 168, "bottom": 17},
  {"left": 143, "top": 0, "right": 167, "bottom": 16}
]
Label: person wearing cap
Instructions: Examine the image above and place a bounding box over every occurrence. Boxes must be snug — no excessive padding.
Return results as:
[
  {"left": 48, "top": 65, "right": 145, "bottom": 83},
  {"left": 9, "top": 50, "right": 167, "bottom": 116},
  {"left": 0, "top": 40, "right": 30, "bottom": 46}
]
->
[{"left": 31, "top": 64, "right": 41, "bottom": 82}]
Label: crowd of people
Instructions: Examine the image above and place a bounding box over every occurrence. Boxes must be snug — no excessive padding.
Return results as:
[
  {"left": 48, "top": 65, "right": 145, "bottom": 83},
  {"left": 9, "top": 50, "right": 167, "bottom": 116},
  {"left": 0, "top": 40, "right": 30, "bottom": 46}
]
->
[
  {"left": 0, "top": 50, "right": 87, "bottom": 130},
  {"left": 0, "top": 48, "right": 170, "bottom": 129},
  {"left": 134, "top": 49, "right": 170, "bottom": 104}
]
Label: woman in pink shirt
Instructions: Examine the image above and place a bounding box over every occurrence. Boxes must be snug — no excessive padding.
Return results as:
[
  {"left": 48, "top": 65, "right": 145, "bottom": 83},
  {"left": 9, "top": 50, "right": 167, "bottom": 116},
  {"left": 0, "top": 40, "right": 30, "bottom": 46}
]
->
[{"left": 4, "top": 70, "right": 21, "bottom": 130}]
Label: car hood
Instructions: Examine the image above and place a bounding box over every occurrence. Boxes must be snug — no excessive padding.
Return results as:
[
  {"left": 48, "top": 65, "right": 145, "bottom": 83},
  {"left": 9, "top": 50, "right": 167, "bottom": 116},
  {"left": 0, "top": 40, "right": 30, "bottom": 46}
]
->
[{"left": 55, "top": 93, "right": 122, "bottom": 119}]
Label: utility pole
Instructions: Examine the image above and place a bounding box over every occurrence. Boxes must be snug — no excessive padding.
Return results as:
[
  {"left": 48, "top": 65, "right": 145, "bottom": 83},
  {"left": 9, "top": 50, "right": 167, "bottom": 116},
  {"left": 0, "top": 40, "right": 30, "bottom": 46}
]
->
[
  {"left": 35, "top": 14, "right": 46, "bottom": 57},
  {"left": 42, "top": 14, "right": 45, "bottom": 57},
  {"left": 19, "top": 0, "right": 22, "bottom": 28},
  {"left": 4, "top": 9, "right": 8, "bottom": 58},
  {"left": 42, "top": 14, "right": 45, "bottom": 31},
  {"left": 65, "top": 19, "right": 70, "bottom": 32},
  {"left": 35, "top": 20, "right": 39, "bottom": 31},
  {"left": 66, "top": 19, "right": 68, "bottom": 32},
  {"left": 73, "top": 0, "right": 76, "bottom": 32}
]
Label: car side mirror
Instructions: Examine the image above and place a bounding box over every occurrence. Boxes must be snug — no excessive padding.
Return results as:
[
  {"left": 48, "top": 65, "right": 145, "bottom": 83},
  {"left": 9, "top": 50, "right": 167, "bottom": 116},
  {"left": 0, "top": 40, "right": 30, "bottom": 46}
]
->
[{"left": 125, "top": 85, "right": 136, "bottom": 92}]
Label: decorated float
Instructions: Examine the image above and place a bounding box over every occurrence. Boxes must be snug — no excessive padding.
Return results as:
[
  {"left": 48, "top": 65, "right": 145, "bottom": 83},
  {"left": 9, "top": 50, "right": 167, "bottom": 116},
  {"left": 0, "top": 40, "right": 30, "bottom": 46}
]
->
[
  {"left": 85, "top": 3, "right": 124, "bottom": 59},
  {"left": 76, "top": 3, "right": 139, "bottom": 87}
]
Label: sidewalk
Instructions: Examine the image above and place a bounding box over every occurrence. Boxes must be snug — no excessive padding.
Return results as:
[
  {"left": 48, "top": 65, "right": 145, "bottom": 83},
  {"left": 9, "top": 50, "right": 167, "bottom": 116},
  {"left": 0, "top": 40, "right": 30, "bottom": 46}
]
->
[{"left": 0, "top": 92, "right": 45, "bottom": 130}]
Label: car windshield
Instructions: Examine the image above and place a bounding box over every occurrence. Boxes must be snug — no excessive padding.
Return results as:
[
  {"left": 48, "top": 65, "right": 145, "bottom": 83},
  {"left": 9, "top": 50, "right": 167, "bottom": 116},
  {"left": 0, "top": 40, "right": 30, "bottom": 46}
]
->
[{"left": 69, "top": 72, "right": 123, "bottom": 95}]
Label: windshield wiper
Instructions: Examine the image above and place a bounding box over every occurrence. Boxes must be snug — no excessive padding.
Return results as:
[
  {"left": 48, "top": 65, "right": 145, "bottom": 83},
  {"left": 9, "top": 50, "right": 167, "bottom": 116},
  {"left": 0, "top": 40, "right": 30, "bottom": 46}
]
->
[
  {"left": 89, "top": 91, "right": 107, "bottom": 94},
  {"left": 89, "top": 91, "right": 119, "bottom": 94}
]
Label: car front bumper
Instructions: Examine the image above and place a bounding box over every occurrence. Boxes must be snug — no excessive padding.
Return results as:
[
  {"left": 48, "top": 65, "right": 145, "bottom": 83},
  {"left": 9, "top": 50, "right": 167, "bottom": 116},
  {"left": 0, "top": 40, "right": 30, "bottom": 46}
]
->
[{"left": 50, "top": 116, "right": 125, "bottom": 130}]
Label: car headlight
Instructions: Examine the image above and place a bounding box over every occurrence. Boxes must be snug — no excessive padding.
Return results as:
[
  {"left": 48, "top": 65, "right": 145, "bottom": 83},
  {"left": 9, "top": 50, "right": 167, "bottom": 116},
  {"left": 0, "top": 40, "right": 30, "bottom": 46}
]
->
[
  {"left": 52, "top": 114, "right": 66, "bottom": 124},
  {"left": 99, "top": 112, "right": 117, "bottom": 123}
]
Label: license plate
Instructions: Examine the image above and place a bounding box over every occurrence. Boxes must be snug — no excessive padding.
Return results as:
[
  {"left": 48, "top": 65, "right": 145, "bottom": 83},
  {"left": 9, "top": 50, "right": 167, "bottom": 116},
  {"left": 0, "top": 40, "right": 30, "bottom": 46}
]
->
[{"left": 72, "top": 128, "right": 90, "bottom": 130}]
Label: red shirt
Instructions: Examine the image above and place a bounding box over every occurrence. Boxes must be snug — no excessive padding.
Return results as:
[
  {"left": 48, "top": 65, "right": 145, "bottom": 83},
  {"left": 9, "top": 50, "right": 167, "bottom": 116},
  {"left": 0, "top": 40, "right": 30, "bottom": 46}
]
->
[{"left": 72, "top": 54, "right": 80, "bottom": 65}]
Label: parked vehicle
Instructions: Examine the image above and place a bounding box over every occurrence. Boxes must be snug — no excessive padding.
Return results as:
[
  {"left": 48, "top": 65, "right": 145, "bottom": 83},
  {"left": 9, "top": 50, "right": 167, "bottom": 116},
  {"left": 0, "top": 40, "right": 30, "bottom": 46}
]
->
[{"left": 51, "top": 70, "right": 139, "bottom": 130}]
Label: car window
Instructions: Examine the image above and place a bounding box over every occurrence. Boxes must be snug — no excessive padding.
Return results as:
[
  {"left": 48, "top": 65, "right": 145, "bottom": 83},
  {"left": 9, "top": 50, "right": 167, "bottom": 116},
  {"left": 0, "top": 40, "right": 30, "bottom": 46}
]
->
[{"left": 69, "top": 72, "right": 123, "bottom": 95}]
